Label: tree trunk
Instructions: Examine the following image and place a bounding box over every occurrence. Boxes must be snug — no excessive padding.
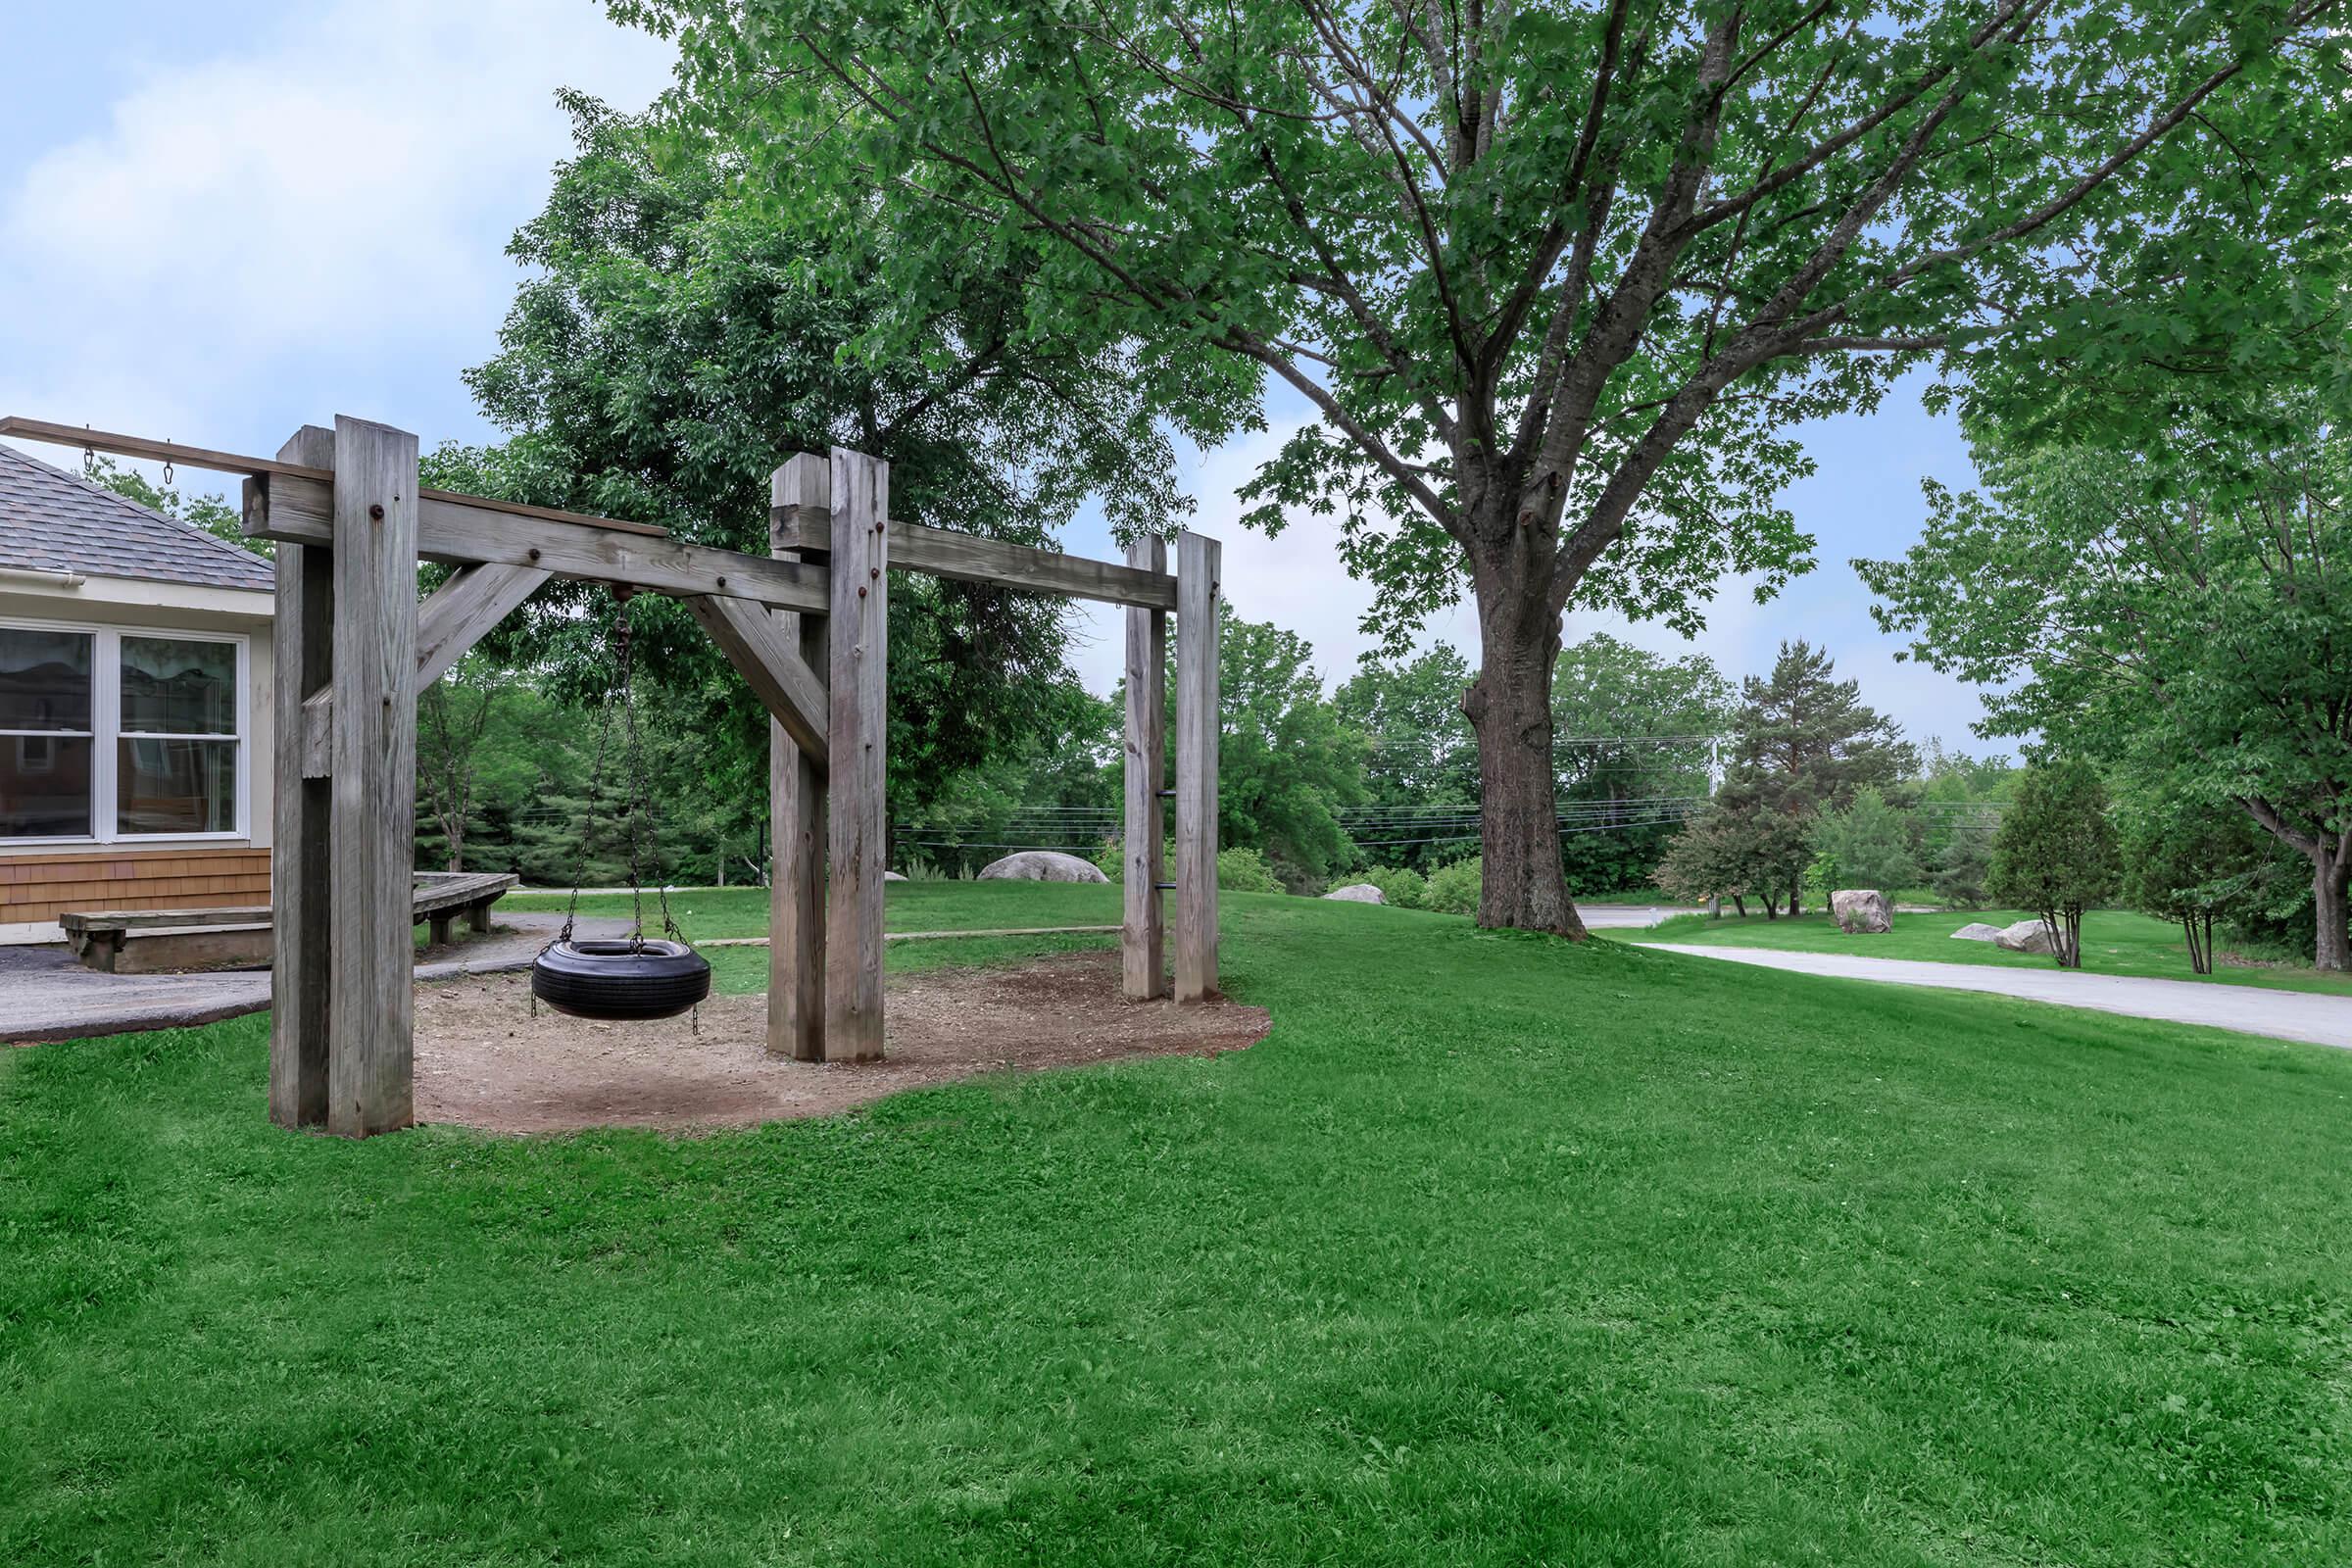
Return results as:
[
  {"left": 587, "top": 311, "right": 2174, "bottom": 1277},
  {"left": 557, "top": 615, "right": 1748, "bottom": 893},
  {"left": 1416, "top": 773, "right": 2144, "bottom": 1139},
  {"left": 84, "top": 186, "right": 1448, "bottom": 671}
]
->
[
  {"left": 1462, "top": 584, "right": 1584, "bottom": 937},
  {"left": 2182, "top": 912, "right": 2214, "bottom": 974},
  {"left": 1730, "top": 894, "right": 1746, "bottom": 917},
  {"left": 2315, "top": 853, "right": 2349, "bottom": 972}
]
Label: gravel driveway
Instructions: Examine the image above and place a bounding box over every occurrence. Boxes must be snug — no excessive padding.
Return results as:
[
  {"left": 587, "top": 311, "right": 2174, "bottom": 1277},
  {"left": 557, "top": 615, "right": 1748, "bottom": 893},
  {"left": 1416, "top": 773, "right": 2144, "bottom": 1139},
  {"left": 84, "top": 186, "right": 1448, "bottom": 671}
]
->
[{"left": 1639, "top": 943, "right": 2352, "bottom": 1052}]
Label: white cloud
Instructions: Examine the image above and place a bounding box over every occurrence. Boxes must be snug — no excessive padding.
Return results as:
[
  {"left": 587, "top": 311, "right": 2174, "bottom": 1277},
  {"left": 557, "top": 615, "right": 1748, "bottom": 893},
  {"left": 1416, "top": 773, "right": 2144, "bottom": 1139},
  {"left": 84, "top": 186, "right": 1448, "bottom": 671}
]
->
[{"left": 0, "top": 0, "right": 674, "bottom": 456}]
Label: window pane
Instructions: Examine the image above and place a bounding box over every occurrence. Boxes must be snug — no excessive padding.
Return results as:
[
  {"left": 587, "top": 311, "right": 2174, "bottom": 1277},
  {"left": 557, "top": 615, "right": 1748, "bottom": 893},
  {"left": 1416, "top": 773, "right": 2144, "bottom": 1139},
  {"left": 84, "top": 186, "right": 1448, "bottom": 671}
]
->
[
  {"left": 117, "top": 738, "right": 237, "bottom": 834},
  {"left": 122, "top": 636, "right": 237, "bottom": 735},
  {"left": 1, "top": 735, "right": 94, "bottom": 836},
  {"left": 0, "top": 627, "right": 93, "bottom": 731}
]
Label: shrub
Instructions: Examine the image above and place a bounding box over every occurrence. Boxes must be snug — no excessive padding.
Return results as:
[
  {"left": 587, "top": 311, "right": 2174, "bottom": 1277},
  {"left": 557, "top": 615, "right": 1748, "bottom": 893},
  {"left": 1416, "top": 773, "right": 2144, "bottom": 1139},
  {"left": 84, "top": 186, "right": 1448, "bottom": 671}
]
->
[
  {"left": 1216, "top": 846, "right": 1283, "bottom": 893},
  {"left": 1810, "top": 786, "right": 1922, "bottom": 891},
  {"left": 1423, "top": 857, "right": 1483, "bottom": 915},
  {"left": 1355, "top": 865, "right": 1428, "bottom": 909},
  {"left": 1931, "top": 817, "right": 1994, "bottom": 908},
  {"left": 1988, "top": 760, "right": 2121, "bottom": 968}
]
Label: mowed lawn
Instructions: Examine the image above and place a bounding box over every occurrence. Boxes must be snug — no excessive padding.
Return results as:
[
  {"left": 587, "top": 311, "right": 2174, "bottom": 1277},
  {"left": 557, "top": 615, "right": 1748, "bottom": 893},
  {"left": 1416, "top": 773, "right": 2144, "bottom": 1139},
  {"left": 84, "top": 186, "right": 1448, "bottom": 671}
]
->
[
  {"left": 1645, "top": 905, "right": 2352, "bottom": 997},
  {"left": 508, "top": 882, "right": 1130, "bottom": 991},
  {"left": 7, "top": 890, "right": 2352, "bottom": 1564}
]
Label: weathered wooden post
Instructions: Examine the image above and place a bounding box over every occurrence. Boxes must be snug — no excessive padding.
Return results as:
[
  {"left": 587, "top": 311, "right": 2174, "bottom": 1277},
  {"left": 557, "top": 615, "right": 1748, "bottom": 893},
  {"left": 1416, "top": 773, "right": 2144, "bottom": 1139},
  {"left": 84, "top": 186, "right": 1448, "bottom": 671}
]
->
[
  {"left": 1122, "top": 534, "right": 1169, "bottom": 1000},
  {"left": 769, "top": 456, "right": 829, "bottom": 1059},
  {"left": 263, "top": 426, "right": 336, "bottom": 1129},
  {"left": 326, "top": 416, "right": 420, "bottom": 1136},
  {"left": 824, "top": 448, "right": 890, "bottom": 1061},
  {"left": 1174, "top": 530, "right": 1220, "bottom": 1002}
]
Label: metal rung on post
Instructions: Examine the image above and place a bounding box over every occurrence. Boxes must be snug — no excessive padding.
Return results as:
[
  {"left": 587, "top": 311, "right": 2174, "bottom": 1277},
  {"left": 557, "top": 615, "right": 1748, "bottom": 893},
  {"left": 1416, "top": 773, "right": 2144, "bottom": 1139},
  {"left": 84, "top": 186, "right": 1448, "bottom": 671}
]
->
[{"left": 1153, "top": 881, "right": 1176, "bottom": 890}]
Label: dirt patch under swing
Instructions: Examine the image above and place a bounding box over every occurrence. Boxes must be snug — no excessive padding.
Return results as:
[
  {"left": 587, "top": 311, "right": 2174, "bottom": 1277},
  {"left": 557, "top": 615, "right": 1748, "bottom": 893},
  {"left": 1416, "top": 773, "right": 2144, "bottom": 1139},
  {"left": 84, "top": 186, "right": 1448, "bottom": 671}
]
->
[{"left": 413, "top": 948, "right": 1271, "bottom": 1136}]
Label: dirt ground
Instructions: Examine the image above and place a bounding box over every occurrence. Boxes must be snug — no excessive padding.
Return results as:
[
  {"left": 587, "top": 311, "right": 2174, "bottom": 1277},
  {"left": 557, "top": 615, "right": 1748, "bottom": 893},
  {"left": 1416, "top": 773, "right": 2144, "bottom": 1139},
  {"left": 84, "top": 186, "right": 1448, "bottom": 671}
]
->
[{"left": 413, "top": 949, "right": 1271, "bottom": 1135}]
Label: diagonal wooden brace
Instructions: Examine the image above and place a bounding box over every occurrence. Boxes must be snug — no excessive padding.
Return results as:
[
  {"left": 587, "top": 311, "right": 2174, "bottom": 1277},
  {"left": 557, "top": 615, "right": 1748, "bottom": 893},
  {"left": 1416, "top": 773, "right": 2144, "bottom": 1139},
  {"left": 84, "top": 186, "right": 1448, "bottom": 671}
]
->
[
  {"left": 681, "top": 593, "right": 831, "bottom": 770},
  {"left": 299, "top": 562, "right": 551, "bottom": 776}
]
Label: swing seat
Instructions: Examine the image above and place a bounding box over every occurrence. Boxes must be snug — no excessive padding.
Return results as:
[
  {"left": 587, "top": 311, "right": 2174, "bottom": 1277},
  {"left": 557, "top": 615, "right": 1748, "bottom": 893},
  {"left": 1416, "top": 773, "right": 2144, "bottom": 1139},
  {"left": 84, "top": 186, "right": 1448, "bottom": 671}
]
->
[{"left": 531, "top": 938, "right": 711, "bottom": 1021}]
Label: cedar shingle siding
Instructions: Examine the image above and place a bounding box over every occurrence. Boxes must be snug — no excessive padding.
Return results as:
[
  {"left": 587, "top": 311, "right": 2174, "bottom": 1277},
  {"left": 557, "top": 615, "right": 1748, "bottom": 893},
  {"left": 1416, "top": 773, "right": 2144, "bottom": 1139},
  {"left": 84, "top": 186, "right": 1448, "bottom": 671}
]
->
[{"left": 0, "top": 847, "right": 271, "bottom": 925}]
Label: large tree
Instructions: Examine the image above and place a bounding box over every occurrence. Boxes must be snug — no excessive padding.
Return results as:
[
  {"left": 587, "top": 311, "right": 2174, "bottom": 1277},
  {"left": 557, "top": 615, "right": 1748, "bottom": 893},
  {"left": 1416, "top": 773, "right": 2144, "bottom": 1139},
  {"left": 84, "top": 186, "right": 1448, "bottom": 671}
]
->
[
  {"left": 1335, "top": 644, "right": 1481, "bottom": 814},
  {"left": 1551, "top": 634, "right": 1729, "bottom": 891},
  {"left": 627, "top": 0, "right": 2348, "bottom": 934},
  {"left": 448, "top": 91, "right": 1194, "bottom": 819},
  {"left": 1861, "top": 418, "right": 2352, "bottom": 969},
  {"left": 1210, "top": 612, "right": 1371, "bottom": 883}
]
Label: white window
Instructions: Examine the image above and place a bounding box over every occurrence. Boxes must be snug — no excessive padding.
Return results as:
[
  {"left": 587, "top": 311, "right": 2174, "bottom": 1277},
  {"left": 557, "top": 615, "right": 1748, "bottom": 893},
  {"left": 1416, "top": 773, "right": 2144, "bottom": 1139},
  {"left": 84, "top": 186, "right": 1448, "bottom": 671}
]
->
[{"left": 0, "top": 619, "right": 248, "bottom": 844}]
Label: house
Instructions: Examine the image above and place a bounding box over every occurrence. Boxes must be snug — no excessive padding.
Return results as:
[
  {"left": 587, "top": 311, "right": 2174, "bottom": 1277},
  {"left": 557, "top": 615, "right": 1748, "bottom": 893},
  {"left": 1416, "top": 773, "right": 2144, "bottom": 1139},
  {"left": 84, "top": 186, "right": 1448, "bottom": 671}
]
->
[{"left": 0, "top": 444, "right": 274, "bottom": 943}]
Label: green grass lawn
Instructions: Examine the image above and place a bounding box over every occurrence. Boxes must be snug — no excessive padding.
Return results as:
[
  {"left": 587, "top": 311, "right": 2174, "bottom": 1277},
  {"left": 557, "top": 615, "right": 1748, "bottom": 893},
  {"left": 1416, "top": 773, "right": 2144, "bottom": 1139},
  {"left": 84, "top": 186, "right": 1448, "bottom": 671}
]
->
[
  {"left": 8, "top": 889, "right": 2352, "bottom": 1563},
  {"left": 507, "top": 883, "right": 1129, "bottom": 993},
  {"left": 508, "top": 880, "right": 1128, "bottom": 941},
  {"left": 1644, "top": 905, "right": 2352, "bottom": 997}
]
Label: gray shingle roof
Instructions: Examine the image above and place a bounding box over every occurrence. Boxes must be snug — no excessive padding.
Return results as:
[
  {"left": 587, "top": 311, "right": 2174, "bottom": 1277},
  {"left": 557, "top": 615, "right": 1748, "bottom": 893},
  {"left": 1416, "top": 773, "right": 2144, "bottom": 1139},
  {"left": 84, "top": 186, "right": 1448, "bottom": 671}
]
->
[{"left": 0, "top": 443, "right": 274, "bottom": 592}]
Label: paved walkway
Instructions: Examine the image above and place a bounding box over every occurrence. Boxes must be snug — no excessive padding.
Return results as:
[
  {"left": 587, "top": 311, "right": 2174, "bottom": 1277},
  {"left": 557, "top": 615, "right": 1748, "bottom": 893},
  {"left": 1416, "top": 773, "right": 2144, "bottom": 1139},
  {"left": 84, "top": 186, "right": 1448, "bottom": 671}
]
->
[
  {"left": 1579, "top": 905, "right": 1674, "bottom": 930},
  {"left": 2, "top": 913, "right": 628, "bottom": 1045},
  {"left": 1639, "top": 943, "right": 2352, "bottom": 1052}
]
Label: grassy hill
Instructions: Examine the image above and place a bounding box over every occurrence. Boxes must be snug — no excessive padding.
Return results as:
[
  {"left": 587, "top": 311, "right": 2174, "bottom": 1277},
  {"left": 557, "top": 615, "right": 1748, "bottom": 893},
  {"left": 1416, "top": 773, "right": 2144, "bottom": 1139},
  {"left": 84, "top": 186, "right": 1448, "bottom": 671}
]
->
[{"left": 6, "top": 889, "right": 2350, "bottom": 1564}]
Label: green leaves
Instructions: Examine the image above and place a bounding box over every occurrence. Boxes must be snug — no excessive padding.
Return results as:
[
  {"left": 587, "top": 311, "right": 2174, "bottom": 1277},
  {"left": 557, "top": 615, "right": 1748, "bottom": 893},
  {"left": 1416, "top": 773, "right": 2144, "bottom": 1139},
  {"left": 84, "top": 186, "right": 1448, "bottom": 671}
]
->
[{"left": 1988, "top": 760, "right": 2124, "bottom": 961}]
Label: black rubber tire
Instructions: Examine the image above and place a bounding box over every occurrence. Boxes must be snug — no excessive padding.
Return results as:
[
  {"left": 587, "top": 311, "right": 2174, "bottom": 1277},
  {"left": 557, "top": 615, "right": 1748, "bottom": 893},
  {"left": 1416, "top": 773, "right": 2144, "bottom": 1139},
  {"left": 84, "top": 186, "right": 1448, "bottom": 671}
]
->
[{"left": 530, "top": 938, "right": 711, "bottom": 1021}]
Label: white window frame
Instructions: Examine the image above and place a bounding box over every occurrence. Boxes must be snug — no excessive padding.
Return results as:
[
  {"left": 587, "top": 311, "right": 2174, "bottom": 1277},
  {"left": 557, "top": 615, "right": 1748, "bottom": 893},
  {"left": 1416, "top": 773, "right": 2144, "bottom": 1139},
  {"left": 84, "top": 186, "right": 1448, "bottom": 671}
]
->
[{"left": 0, "top": 614, "right": 251, "bottom": 847}]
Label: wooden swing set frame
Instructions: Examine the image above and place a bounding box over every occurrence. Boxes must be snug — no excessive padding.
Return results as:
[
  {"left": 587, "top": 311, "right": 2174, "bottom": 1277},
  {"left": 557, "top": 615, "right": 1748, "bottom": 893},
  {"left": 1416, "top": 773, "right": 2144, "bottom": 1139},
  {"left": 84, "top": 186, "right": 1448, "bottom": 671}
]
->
[{"left": 2, "top": 414, "right": 1222, "bottom": 1138}]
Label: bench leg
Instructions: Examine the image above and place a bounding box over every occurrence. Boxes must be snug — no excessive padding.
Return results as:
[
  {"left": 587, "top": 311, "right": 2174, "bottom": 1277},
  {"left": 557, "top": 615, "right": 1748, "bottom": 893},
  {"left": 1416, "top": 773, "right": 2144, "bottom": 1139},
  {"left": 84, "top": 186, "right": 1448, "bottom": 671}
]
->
[
  {"left": 428, "top": 912, "right": 454, "bottom": 948},
  {"left": 466, "top": 899, "right": 495, "bottom": 936}
]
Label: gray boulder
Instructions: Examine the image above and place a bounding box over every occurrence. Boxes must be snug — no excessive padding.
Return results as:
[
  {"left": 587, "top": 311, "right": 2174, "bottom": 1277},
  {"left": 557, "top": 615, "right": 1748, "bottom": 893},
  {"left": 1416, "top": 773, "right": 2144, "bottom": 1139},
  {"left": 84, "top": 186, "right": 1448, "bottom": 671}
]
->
[
  {"left": 884, "top": 870, "right": 908, "bottom": 882},
  {"left": 1322, "top": 883, "right": 1386, "bottom": 905},
  {"left": 1831, "top": 888, "right": 1891, "bottom": 935},
  {"left": 977, "top": 850, "right": 1109, "bottom": 884},
  {"left": 1950, "top": 921, "right": 2003, "bottom": 943},
  {"left": 1992, "top": 918, "right": 2057, "bottom": 955}
]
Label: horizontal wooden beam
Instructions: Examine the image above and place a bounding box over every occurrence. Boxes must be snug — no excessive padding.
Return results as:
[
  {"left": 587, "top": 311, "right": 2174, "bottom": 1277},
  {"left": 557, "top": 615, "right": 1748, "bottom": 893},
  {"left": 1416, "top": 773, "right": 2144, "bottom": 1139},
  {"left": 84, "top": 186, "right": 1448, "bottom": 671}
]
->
[
  {"left": 683, "top": 594, "right": 830, "bottom": 768},
  {"left": 248, "top": 471, "right": 827, "bottom": 613},
  {"left": 5, "top": 415, "right": 670, "bottom": 537},
  {"left": 3, "top": 416, "right": 326, "bottom": 481},
  {"left": 770, "top": 453, "right": 1177, "bottom": 611}
]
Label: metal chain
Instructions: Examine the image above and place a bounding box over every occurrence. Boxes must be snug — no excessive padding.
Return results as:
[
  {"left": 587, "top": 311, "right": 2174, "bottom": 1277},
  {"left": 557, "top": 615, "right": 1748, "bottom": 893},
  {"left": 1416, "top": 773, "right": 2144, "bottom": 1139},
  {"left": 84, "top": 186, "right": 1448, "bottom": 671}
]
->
[
  {"left": 553, "top": 588, "right": 691, "bottom": 956},
  {"left": 612, "top": 615, "right": 686, "bottom": 949},
  {"left": 557, "top": 598, "right": 629, "bottom": 947}
]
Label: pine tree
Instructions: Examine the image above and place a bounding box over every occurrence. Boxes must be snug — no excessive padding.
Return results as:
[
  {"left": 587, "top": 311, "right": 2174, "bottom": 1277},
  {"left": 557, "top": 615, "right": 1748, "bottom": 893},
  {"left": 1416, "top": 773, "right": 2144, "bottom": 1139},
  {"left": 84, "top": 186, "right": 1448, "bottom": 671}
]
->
[
  {"left": 1728, "top": 642, "right": 1917, "bottom": 913},
  {"left": 1931, "top": 817, "right": 1996, "bottom": 909}
]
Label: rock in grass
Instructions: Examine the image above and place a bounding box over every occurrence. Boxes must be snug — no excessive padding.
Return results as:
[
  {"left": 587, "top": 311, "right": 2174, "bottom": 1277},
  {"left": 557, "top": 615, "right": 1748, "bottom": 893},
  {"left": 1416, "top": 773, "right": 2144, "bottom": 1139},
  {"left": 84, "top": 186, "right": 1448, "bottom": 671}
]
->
[
  {"left": 977, "top": 850, "right": 1109, "bottom": 884},
  {"left": 1322, "top": 883, "right": 1386, "bottom": 904},
  {"left": 884, "top": 870, "right": 908, "bottom": 882},
  {"left": 1993, "top": 918, "right": 2057, "bottom": 955},
  {"left": 1832, "top": 889, "right": 1892, "bottom": 934},
  {"left": 1950, "top": 921, "right": 2002, "bottom": 942}
]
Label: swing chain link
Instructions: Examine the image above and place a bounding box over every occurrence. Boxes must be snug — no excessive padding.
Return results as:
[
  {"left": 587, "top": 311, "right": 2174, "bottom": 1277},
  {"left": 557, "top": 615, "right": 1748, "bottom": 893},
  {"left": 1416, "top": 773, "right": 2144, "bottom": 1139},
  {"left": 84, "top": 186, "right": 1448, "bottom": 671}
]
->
[{"left": 555, "top": 588, "right": 687, "bottom": 955}]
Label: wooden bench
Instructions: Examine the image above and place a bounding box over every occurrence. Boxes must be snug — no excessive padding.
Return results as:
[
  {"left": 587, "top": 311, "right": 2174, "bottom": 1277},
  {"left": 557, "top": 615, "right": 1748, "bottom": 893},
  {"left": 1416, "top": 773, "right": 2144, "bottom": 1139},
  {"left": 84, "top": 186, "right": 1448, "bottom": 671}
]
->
[
  {"left": 410, "top": 871, "right": 520, "bottom": 947},
  {"left": 61, "top": 871, "right": 519, "bottom": 973}
]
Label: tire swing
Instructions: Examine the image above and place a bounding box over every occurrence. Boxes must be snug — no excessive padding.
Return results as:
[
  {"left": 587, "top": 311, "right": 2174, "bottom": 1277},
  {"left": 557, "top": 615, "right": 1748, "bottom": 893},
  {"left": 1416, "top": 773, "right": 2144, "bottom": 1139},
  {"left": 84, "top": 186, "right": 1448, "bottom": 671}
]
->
[{"left": 532, "top": 589, "right": 711, "bottom": 1023}]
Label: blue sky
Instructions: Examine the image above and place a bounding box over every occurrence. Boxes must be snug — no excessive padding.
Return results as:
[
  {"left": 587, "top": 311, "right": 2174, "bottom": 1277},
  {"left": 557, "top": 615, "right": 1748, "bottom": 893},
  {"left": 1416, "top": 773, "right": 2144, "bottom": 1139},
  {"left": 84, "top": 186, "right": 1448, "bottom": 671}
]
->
[{"left": 0, "top": 0, "right": 2000, "bottom": 755}]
